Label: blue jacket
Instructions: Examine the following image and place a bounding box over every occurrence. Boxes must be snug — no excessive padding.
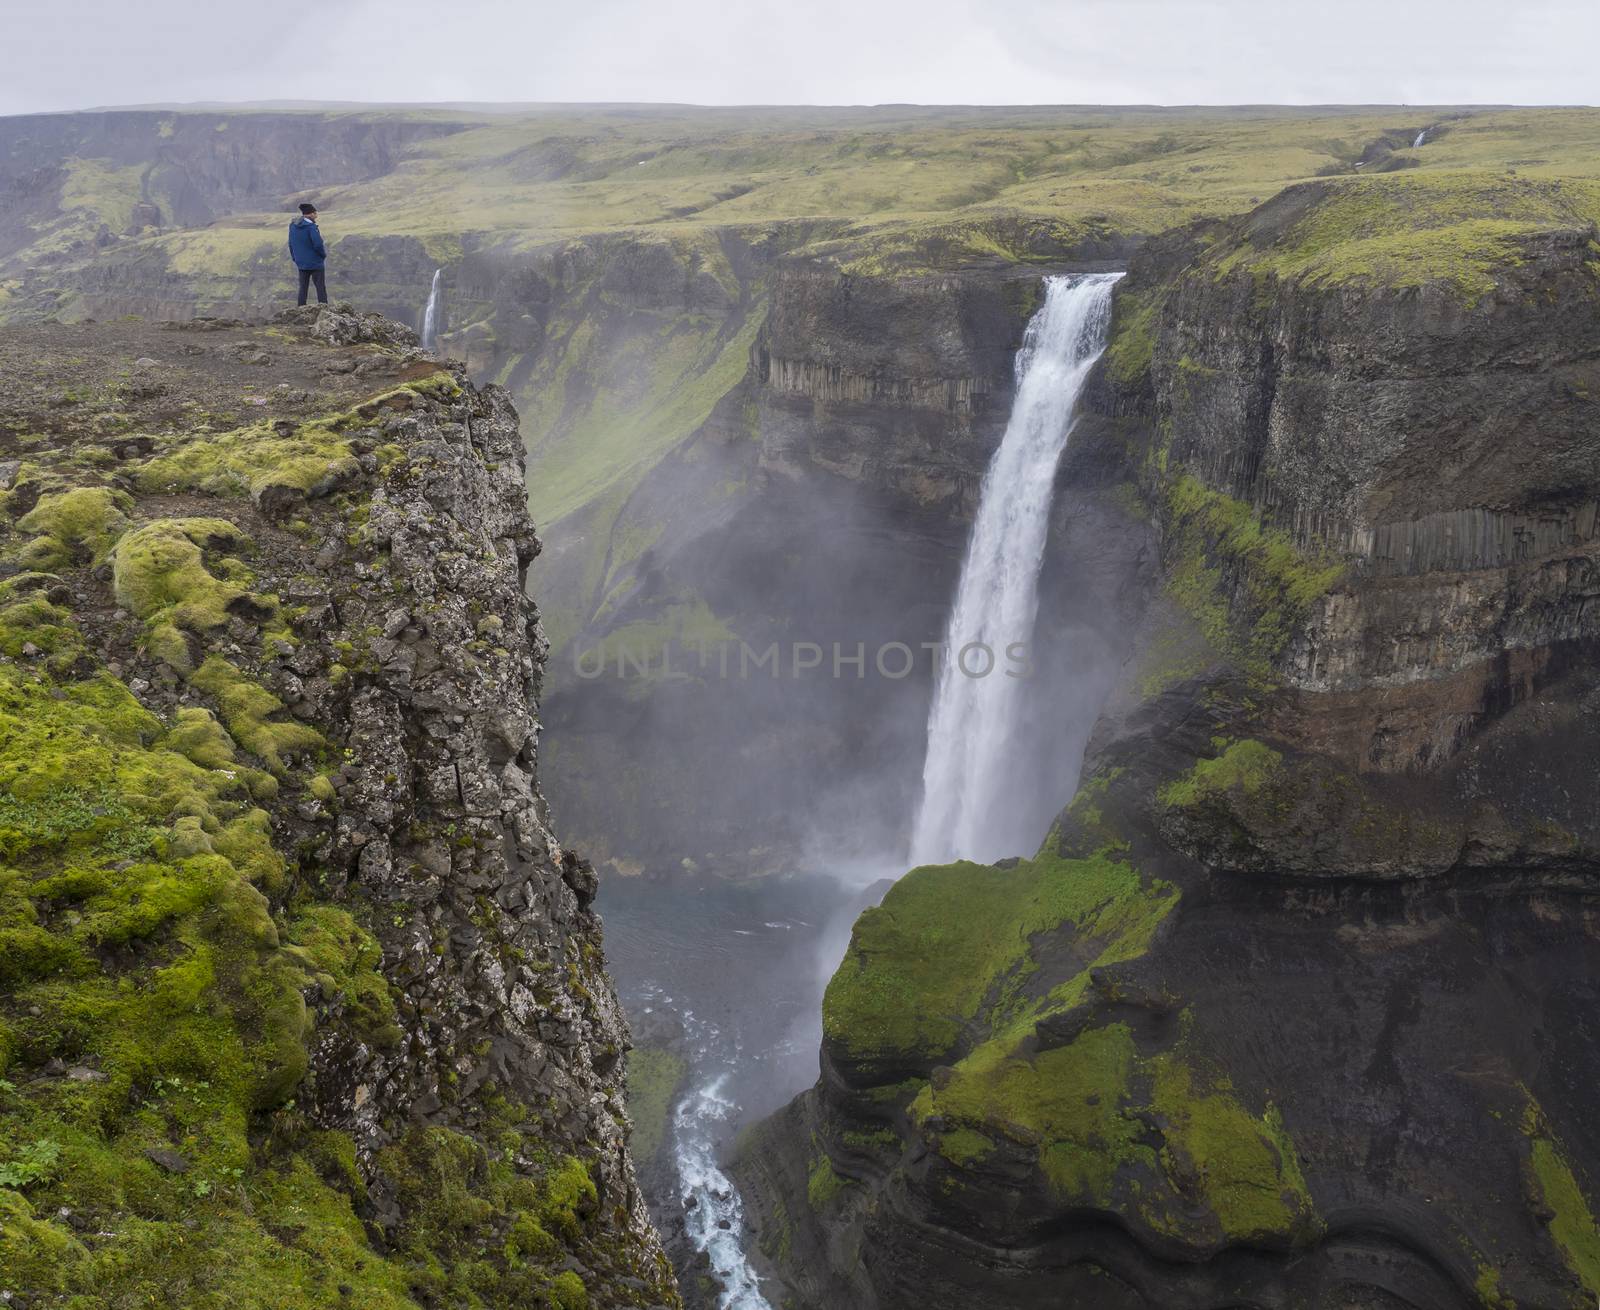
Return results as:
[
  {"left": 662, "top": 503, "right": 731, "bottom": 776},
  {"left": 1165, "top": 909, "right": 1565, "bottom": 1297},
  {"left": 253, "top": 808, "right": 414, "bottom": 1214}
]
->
[{"left": 288, "top": 216, "right": 327, "bottom": 270}]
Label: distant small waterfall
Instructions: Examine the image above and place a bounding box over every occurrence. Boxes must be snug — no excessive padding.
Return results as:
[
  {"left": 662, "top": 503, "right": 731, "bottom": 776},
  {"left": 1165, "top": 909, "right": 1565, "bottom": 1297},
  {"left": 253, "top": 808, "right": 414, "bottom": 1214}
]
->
[
  {"left": 420, "top": 268, "right": 443, "bottom": 350},
  {"left": 1413, "top": 129, "right": 1428, "bottom": 148},
  {"left": 909, "top": 272, "right": 1120, "bottom": 867}
]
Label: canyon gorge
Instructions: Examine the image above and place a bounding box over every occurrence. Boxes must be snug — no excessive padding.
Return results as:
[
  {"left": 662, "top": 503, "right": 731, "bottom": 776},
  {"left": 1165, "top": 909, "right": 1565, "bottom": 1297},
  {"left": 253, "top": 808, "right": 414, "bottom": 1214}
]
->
[{"left": 1, "top": 102, "right": 1599, "bottom": 1310}]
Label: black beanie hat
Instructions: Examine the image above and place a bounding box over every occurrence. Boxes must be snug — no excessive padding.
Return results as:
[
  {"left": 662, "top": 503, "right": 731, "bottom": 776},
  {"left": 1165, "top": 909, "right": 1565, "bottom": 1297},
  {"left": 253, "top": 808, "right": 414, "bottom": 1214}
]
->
[{"left": 299, "top": 202, "right": 317, "bottom": 215}]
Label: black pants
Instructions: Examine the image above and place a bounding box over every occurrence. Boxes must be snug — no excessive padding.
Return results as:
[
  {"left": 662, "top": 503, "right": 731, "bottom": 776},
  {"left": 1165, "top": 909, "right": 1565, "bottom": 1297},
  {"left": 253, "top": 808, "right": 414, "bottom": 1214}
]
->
[{"left": 297, "top": 267, "right": 328, "bottom": 306}]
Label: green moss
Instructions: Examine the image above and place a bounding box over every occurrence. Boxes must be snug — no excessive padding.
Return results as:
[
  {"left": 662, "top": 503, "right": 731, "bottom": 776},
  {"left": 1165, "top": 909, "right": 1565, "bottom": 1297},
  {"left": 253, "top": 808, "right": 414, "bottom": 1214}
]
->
[
  {"left": 137, "top": 418, "right": 360, "bottom": 505},
  {"left": 758, "top": 1195, "right": 794, "bottom": 1267},
  {"left": 834, "top": 814, "right": 1314, "bottom": 1248},
  {"left": 1474, "top": 1263, "right": 1512, "bottom": 1308},
  {"left": 823, "top": 848, "right": 1177, "bottom": 1067},
  {"left": 190, "top": 655, "right": 324, "bottom": 776},
  {"left": 0, "top": 646, "right": 445, "bottom": 1307},
  {"left": 937, "top": 1127, "right": 996, "bottom": 1167},
  {"left": 1130, "top": 601, "right": 1217, "bottom": 700},
  {"left": 0, "top": 1186, "right": 88, "bottom": 1293},
  {"left": 2, "top": 1153, "right": 423, "bottom": 1308},
  {"left": 113, "top": 518, "right": 256, "bottom": 671},
  {"left": 1104, "top": 289, "right": 1159, "bottom": 386},
  {"left": 0, "top": 605, "right": 83, "bottom": 677},
  {"left": 537, "top": 1154, "right": 599, "bottom": 1240},
  {"left": 376, "top": 1126, "right": 606, "bottom": 1305},
  {"left": 1148, "top": 1054, "right": 1314, "bottom": 1241},
  {"left": 284, "top": 906, "right": 403, "bottom": 1050},
  {"left": 1158, "top": 738, "right": 1284, "bottom": 809},
  {"left": 163, "top": 705, "right": 240, "bottom": 770},
  {"left": 1213, "top": 173, "right": 1600, "bottom": 304},
  {"left": 914, "top": 1018, "right": 1316, "bottom": 1247},
  {"left": 547, "top": 1270, "right": 589, "bottom": 1310},
  {"left": 1161, "top": 474, "right": 1343, "bottom": 685},
  {"left": 806, "top": 1150, "right": 847, "bottom": 1211},
  {"left": 625, "top": 1046, "right": 688, "bottom": 1164},
  {"left": 1525, "top": 1105, "right": 1600, "bottom": 1297},
  {"left": 13, "top": 485, "right": 130, "bottom": 569},
  {"left": 924, "top": 1024, "right": 1142, "bottom": 1201},
  {"left": 128, "top": 373, "right": 453, "bottom": 509},
  {"left": 840, "top": 1126, "right": 899, "bottom": 1154}
]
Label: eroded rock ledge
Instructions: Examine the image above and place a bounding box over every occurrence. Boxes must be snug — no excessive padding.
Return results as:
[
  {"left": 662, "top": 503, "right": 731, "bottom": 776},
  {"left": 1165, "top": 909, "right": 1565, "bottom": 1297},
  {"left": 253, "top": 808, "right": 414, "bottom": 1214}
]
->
[{"left": 0, "top": 305, "right": 677, "bottom": 1308}]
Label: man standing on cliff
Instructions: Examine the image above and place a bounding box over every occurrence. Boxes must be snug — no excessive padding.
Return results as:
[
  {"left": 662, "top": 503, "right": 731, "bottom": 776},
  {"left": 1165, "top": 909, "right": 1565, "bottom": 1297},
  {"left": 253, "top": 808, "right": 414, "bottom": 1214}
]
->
[{"left": 288, "top": 202, "right": 328, "bottom": 306}]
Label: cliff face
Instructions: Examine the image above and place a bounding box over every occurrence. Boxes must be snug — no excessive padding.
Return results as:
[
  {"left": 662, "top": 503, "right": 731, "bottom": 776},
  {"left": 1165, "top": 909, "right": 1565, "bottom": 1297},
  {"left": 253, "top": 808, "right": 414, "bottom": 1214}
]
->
[
  {"left": 0, "top": 307, "right": 675, "bottom": 1307},
  {"left": 538, "top": 261, "right": 1144, "bottom": 876},
  {"left": 0, "top": 110, "right": 462, "bottom": 245},
  {"left": 736, "top": 174, "right": 1600, "bottom": 1309},
  {"left": 753, "top": 265, "right": 1046, "bottom": 514}
]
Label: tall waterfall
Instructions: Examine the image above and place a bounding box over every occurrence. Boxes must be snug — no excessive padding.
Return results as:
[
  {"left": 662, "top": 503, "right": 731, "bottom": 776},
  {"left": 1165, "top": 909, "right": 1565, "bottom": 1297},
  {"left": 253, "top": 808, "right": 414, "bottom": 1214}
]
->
[
  {"left": 1413, "top": 129, "right": 1428, "bottom": 148},
  {"left": 420, "top": 268, "right": 443, "bottom": 350},
  {"left": 909, "top": 272, "right": 1121, "bottom": 867}
]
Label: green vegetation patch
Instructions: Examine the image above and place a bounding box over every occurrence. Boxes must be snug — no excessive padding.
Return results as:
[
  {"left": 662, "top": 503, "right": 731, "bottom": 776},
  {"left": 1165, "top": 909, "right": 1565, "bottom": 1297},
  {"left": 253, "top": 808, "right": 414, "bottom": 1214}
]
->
[
  {"left": 823, "top": 849, "right": 1177, "bottom": 1067},
  {"left": 585, "top": 597, "right": 738, "bottom": 680},
  {"left": 915, "top": 1017, "right": 1318, "bottom": 1249},
  {"left": 806, "top": 1149, "right": 848, "bottom": 1212},
  {"left": 1104, "top": 287, "right": 1161, "bottom": 387},
  {"left": 112, "top": 517, "right": 261, "bottom": 671},
  {"left": 521, "top": 254, "right": 767, "bottom": 527},
  {"left": 13, "top": 485, "right": 130, "bottom": 570},
  {"left": 1212, "top": 173, "right": 1600, "bottom": 304},
  {"left": 0, "top": 649, "right": 432, "bottom": 1306},
  {"left": 828, "top": 837, "right": 1314, "bottom": 1249},
  {"left": 1147, "top": 1053, "right": 1313, "bottom": 1241},
  {"left": 936, "top": 1126, "right": 996, "bottom": 1168},
  {"left": 1161, "top": 473, "right": 1343, "bottom": 685},
  {"left": 129, "top": 374, "right": 452, "bottom": 510},
  {"left": 625, "top": 1046, "right": 688, "bottom": 1164},
  {"left": 1524, "top": 1101, "right": 1600, "bottom": 1297},
  {"left": 284, "top": 906, "right": 403, "bottom": 1051},
  {"left": 191, "top": 655, "right": 324, "bottom": 777},
  {"left": 137, "top": 419, "right": 361, "bottom": 505},
  {"left": 0, "top": 575, "right": 84, "bottom": 671},
  {"left": 1158, "top": 738, "right": 1284, "bottom": 810},
  {"left": 376, "top": 1124, "right": 607, "bottom": 1308}
]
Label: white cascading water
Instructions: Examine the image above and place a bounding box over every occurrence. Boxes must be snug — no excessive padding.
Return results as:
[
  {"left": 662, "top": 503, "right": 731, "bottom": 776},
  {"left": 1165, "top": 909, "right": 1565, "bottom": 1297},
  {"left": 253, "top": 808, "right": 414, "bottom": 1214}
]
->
[
  {"left": 420, "top": 267, "right": 443, "bottom": 350},
  {"left": 674, "top": 1068, "right": 772, "bottom": 1309},
  {"left": 909, "top": 272, "right": 1121, "bottom": 866},
  {"left": 1414, "top": 129, "right": 1428, "bottom": 148}
]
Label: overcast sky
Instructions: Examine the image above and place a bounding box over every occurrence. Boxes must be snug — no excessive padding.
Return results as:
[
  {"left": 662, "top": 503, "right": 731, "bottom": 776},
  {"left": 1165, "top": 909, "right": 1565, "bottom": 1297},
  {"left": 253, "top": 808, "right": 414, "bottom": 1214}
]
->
[{"left": 8, "top": 0, "right": 1596, "bottom": 116}]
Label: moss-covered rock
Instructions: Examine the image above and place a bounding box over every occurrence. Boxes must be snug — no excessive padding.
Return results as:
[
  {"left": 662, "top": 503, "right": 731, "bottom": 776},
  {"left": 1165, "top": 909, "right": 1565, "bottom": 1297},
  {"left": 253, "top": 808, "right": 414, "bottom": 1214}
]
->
[
  {"left": 823, "top": 848, "right": 1177, "bottom": 1079},
  {"left": 13, "top": 484, "right": 130, "bottom": 570},
  {"left": 0, "top": 311, "right": 677, "bottom": 1308},
  {"left": 625, "top": 1045, "right": 688, "bottom": 1167}
]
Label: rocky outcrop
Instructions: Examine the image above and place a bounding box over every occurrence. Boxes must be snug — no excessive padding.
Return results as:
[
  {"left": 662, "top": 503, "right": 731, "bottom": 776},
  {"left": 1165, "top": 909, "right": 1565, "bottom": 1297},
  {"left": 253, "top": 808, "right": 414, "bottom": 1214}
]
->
[
  {"left": 753, "top": 266, "right": 1046, "bottom": 515},
  {"left": 737, "top": 174, "right": 1600, "bottom": 1309},
  {"left": 0, "top": 306, "right": 676, "bottom": 1307}
]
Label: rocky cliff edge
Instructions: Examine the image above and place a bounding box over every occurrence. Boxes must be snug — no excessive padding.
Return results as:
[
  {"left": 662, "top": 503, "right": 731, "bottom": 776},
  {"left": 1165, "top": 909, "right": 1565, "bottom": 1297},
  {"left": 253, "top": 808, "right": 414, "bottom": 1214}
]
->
[{"left": 0, "top": 306, "right": 677, "bottom": 1309}]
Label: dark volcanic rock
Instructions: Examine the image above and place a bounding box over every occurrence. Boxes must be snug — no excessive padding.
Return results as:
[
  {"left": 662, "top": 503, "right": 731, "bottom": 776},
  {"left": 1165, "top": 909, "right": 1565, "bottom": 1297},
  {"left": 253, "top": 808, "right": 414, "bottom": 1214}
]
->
[{"left": 736, "top": 178, "right": 1600, "bottom": 1309}]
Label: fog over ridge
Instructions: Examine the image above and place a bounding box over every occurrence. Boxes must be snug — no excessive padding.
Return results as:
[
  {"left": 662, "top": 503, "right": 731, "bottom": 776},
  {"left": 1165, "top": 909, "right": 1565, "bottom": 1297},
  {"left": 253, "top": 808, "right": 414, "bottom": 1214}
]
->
[{"left": 8, "top": 0, "right": 1598, "bottom": 116}]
